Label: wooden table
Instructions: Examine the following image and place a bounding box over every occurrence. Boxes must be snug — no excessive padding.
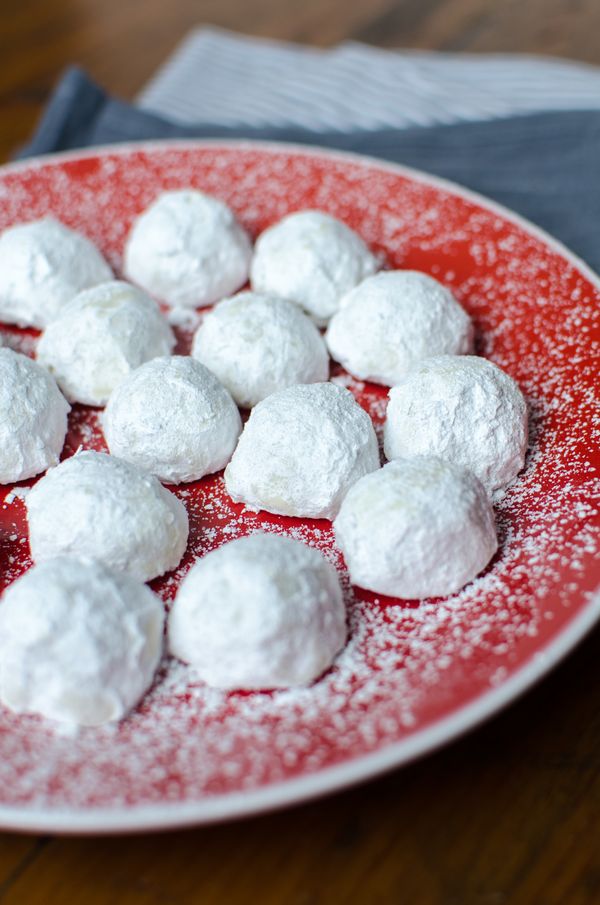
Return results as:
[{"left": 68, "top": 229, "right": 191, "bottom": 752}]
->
[{"left": 1, "top": 2, "right": 599, "bottom": 902}]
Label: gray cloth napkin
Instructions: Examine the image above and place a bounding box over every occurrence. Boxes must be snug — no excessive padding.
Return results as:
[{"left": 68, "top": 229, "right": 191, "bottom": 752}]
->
[
  {"left": 138, "top": 27, "right": 600, "bottom": 130},
  {"left": 19, "top": 67, "right": 600, "bottom": 273}
]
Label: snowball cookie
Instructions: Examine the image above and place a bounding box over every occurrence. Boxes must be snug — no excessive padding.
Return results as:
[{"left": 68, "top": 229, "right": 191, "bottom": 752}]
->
[
  {"left": 26, "top": 451, "right": 188, "bottom": 582},
  {"left": 335, "top": 457, "right": 497, "bottom": 598},
  {"left": 250, "top": 210, "right": 378, "bottom": 325},
  {"left": 0, "top": 348, "right": 70, "bottom": 484},
  {"left": 225, "top": 382, "right": 379, "bottom": 519},
  {"left": 191, "top": 291, "right": 329, "bottom": 408},
  {"left": 384, "top": 355, "right": 529, "bottom": 492},
  {"left": 169, "top": 533, "right": 346, "bottom": 689},
  {"left": 36, "top": 280, "right": 175, "bottom": 406},
  {"left": 103, "top": 356, "right": 242, "bottom": 484},
  {"left": 325, "top": 270, "right": 474, "bottom": 386},
  {"left": 123, "top": 190, "right": 252, "bottom": 309},
  {"left": 0, "top": 217, "right": 113, "bottom": 329},
  {"left": 0, "top": 556, "right": 165, "bottom": 727}
]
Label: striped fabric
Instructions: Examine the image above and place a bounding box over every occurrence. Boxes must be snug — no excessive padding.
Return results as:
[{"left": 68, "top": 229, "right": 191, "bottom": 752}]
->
[{"left": 137, "top": 27, "right": 600, "bottom": 130}]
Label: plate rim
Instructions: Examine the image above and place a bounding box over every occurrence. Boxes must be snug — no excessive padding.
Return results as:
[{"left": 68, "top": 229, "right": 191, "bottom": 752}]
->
[
  {"left": 1, "top": 138, "right": 599, "bottom": 834},
  {"left": 0, "top": 591, "right": 598, "bottom": 834},
  {"left": 5, "top": 135, "right": 600, "bottom": 289}
]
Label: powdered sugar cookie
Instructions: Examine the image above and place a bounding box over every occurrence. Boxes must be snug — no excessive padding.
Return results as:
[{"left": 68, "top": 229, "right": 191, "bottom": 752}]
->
[
  {"left": 384, "top": 355, "right": 528, "bottom": 491},
  {"left": 334, "top": 457, "right": 498, "bottom": 599},
  {"left": 192, "top": 291, "right": 329, "bottom": 407},
  {"left": 325, "top": 270, "right": 473, "bottom": 385},
  {"left": 0, "top": 348, "right": 69, "bottom": 484},
  {"left": 250, "top": 210, "right": 378, "bottom": 325},
  {"left": 0, "top": 217, "right": 112, "bottom": 328},
  {"left": 36, "top": 280, "right": 175, "bottom": 406},
  {"left": 169, "top": 533, "right": 346, "bottom": 689},
  {"left": 0, "top": 556, "right": 164, "bottom": 727},
  {"left": 124, "top": 190, "right": 252, "bottom": 308},
  {"left": 224, "top": 382, "right": 379, "bottom": 519},
  {"left": 103, "top": 356, "right": 241, "bottom": 484},
  {"left": 26, "top": 451, "right": 188, "bottom": 582}
]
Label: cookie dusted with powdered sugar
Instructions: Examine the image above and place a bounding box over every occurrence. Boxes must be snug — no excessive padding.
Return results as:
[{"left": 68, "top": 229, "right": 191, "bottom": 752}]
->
[
  {"left": 250, "top": 210, "right": 378, "bottom": 325},
  {"left": 384, "top": 355, "right": 528, "bottom": 491},
  {"left": 325, "top": 270, "right": 473, "bottom": 386},
  {"left": 0, "top": 348, "right": 70, "bottom": 484},
  {"left": 103, "top": 356, "right": 242, "bottom": 484},
  {"left": 0, "top": 557, "right": 164, "bottom": 727},
  {"left": 334, "top": 457, "right": 498, "bottom": 599},
  {"left": 36, "top": 281, "right": 175, "bottom": 407},
  {"left": 124, "top": 190, "right": 252, "bottom": 309},
  {"left": 26, "top": 451, "right": 188, "bottom": 582},
  {"left": 224, "top": 382, "right": 380, "bottom": 520},
  {"left": 191, "top": 291, "right": 329, "bottom": 408},
  {"left": 169, "top": 533, "right": 346, "bottom": 689},
  {"left": 0, "top": 218, "right": 113, "bottom": 328}
]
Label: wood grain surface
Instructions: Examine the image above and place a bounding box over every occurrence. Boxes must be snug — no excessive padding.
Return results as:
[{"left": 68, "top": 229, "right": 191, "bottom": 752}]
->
[{"left": 1, "top": 1, "right": 599, "bottom": 902}]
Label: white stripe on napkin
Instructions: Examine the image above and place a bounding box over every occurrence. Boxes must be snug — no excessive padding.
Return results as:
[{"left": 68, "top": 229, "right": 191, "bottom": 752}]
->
[{"left": 137, "top": 27, "right": 600, "bottom": 130}]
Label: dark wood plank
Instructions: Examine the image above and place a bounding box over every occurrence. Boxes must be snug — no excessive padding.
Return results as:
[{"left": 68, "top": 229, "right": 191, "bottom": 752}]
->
[
  {"left": 0, "top": 836, "right": 46, "bottom": 896},
  {"left": 356, "top": 0, "right": 600, "bottom": 60}
]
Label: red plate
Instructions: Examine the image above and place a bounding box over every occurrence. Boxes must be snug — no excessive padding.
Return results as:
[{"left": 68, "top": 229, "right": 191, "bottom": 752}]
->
[{"left": 0, "top": 141, "right": 598, "bottom": 834}]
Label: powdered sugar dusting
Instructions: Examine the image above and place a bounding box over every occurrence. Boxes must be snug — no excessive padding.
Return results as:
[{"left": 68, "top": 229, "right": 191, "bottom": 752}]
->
[{"left": 0, "top": 144, "right": 598, "bottom": 821}]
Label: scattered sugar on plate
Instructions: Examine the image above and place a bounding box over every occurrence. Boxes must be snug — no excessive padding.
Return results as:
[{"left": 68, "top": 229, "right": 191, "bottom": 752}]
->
[{"left": 0, "top": 144, "right": 596, "bottom": 816}]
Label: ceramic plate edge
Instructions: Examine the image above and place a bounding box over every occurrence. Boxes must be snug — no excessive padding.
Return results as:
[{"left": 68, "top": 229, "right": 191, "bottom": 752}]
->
[{"left": 0, "top": 139, "right": 598, "bottom": 833}]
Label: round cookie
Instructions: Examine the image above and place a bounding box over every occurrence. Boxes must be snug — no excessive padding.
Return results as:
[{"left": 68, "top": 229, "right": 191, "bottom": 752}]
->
[
  {"left": 0, "top": 217, "right": 113, "bottom": 328},
  {"left": 0, "top": 556, "right": 164, "bottom": 727},
  {"left": 103, "top": 356, "right": 242, "bottom": 484},
  {"left": 124, "top": 190, "right": 252, "bottom": 308},
  {"left": 224, "top": 382, "right": 380, "bottom": 520},
  {"left": 169, "top": 533, "right": 346, "bottom": 689},
  {"left": 384, "top": 355, "right": 528, "bottom": 491},
  {"left": 325, "top": 270, "right": 474, "bottom": 385},
  {"left": 36, "top": 280, "right": 175, "bottom": 406},
  {"left": 334, "top": 457, "right": 498, "bottom": 599},
  {"left": 250, "top": 210, "right": 378, "bottom": 325},
  {"left": 192, "top": 291, "right": 329, "bottom": 408},
  {"left": 26, "top": 451, "right": 189, "bottom": 582},
  {"left": 0, "top": 348, "right": 70, "bottom": 484}
]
